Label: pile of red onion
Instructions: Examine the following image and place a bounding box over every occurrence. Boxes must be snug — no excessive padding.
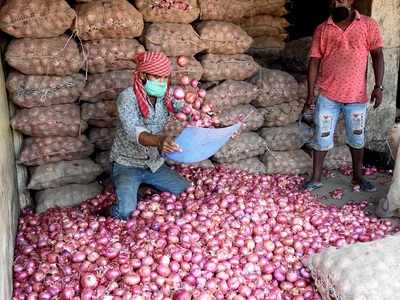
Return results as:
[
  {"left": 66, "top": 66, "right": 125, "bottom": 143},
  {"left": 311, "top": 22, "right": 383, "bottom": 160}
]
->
[
  {"left": 172, "top": 56, "right": 219, "bottom": 129},
  {"left": 13, "top": 166, "right": 394, "bottom": 300},
  {"left": 339, "top": 165, "right": 378, "bottom": 177}
]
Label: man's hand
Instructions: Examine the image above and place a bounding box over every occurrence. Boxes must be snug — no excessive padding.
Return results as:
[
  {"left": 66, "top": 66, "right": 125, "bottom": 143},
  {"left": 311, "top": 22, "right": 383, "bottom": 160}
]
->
[
  {"left": 370, "top": 88, "right": 383, "bottom": 109},
  {"left": 158, "top": 136, "right": 182, "bottom": 153},
  {"left": 302, "top": 96, "right": 316, "bottom": 114}
]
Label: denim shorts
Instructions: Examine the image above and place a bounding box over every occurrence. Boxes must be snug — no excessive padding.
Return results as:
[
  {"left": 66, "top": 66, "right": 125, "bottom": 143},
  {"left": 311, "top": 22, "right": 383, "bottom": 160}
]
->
[{"left": 311, "top": 95, "right": 367, "bottom": 151}]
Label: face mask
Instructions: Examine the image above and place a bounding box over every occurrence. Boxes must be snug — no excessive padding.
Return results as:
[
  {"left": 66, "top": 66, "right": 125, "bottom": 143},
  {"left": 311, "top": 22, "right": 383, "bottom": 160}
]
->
[
  {"left": 144, "top": 80, "right": 168, "bottom": 98},
  {"left": 331, "top": 6, "right": 350, "bottom": 22}
]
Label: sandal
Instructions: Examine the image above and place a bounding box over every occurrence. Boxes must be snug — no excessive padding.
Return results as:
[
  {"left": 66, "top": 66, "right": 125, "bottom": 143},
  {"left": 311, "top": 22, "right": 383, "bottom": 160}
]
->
[
  {"left": 353, "top": 179, "right": 377, "bottom": 193},
  {"left": 304, "top": 181, "right": 323, "bottom": 192}
]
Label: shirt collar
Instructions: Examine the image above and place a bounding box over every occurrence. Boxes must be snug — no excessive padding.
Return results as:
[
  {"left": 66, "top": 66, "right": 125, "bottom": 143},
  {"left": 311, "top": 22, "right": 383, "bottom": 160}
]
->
[{"left": 327, "top": 10, "right": 361, "bottom": 25}]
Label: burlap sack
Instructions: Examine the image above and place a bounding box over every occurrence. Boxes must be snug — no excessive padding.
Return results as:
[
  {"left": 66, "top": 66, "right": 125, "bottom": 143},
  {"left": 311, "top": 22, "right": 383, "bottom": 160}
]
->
[
  {"left": 217, "top": 105, "right": 264, "bottom": 132},
  {"left": 135, "top": 0, "right": 200, "bottom": 24},
  {"left": 324, "top": 145, "right": 352, "bottom": 170},
  {"left": 5, "top": 36, "right": 84, "bottom": 76},
  {"left": 19, "top": 136, "right": 94, "bottom": 166},
  {"left": 36, "top": 182, "right": 103, "bottom": 213},
  {"left": 235, "top": 15, "right": 289, "bottom": 38},
  {"left": 0, "top": 0, "right": 75, "bottom": 38},
  {"left": 262, "top": 150, "right": 312, "bottom": 174},
  {"left": 222, "top": 157, "right": 266, "bottom": 174},
  {"left": 84, "top": 38, "right": 145, "bottom": 74},
  {"left": 80, "top": 70, "right": 132, "bottom": 102},
  {"left": 250, "top": 68, "right": 298, "bottom": 107},
  {"left": 170, "top": 56, "right": 204, "bottom": 85},
  {"left": 204, "top": 80, "right": 259, "bottom": 111},
  {"left": 258, "top": 99, "right": 304, "bottom": 127},
  {"left": 11, "top": 104, "right": 87, "bottom": 137},
  {"left": 213, "top": 132, "right": 267, "bottom": 163},
  {"left": 28, "top": 159, "right": 103, "bottom": 190},
  {"left": 198, "top": 0, "right": 247, "bottom": 21},
  {"left": 88, "top": 127, "right": 116, "bottom": 150},
  {"left": 6, "top": 72, "right": 86, "bottom": 108},
  {"left": 259, "top": 123, "right": 305, "bottom": 151},
  {"left": 388, "top": 123, "right": 400, "bottom": 160},
  {"left": 201, "top": 54, "right": 260, "bottom": 81},
  {"left": 244, "top": 0, "right": 287, "bottom": 17},
  {"left": 247, "top": 36, "right": 285, "bottom": 62},
  {"left": 196, "top": 21, "right": 253, "bottom": 55},
  {"left": 81, "top": 100, "right": 119, "bottom": 128},
  {"left": 144, "top": 22, "right": 205, "bottom": 57},
  {"left": 282, "top": 37, "right": 312, "bottom": 73},
  {"left": 94, "top": 150, "right": 112, "bottom": 174},
  {"left": 75, "top": 0, "right": 144, "bottom": 41}
]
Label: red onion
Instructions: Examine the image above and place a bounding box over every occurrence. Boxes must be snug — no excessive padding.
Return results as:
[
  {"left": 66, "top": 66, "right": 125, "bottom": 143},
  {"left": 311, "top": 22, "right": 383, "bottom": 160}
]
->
[
  {"left": 180, "top": 76, "right": 190, "bottom": 85},
  {"left": 177, "top": 56, "right": 189, "bottom": 67},
  {"left": 174, "top": 87, "right": 185, "bottom": 100},
  {"left": 80, "top": 273, "right": 98, "bottom": 289}
]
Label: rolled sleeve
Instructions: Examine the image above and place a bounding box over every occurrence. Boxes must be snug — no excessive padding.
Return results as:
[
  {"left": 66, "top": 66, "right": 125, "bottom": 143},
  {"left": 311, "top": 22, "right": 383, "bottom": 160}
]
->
[
  {"left": 117, "top": 89, "right": 148, "bottom": 143},
  {"left": 367, "top": 19, "right": 384, "bottom": 50},
  {"left": 135, "top": 126, "right": 149, "bottom": 143},
  {"left": 309, "top": 25, "right": 323, "bottom": 59}
]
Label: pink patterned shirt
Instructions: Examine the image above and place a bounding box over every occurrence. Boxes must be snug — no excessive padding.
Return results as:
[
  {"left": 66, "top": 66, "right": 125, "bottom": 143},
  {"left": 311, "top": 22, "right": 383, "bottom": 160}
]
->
[{"left": 309, "top": 11, "right": 383, "bottom": 103}]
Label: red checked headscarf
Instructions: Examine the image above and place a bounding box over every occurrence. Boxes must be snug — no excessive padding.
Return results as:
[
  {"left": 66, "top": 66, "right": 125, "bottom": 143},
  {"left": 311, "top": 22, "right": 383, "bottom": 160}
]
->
[{"left": 133, "top": 51, "right": 174, "bottom": 118}]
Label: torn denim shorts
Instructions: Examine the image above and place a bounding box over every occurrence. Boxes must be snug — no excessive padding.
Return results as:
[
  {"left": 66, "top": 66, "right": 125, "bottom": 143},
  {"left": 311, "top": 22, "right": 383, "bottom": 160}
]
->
[{"left": 311, "top": 95, "right": 367, "bottom": 151}]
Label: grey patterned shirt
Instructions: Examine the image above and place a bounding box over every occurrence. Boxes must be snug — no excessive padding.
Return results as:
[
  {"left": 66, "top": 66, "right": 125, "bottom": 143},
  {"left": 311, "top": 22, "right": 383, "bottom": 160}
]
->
[{"left": 110, "top": 87, "right": 183, "bottom": 172}]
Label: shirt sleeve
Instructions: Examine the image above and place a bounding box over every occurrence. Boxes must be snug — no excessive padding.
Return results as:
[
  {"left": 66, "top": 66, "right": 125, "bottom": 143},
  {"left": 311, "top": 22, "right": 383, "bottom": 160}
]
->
[
  {"left": 309, "top": 25, "right": 323, "bottom": 59},
  {"left": 117, "top": 89, "right": 149, "bottom": 143},
  {"left": 367, "top": 19, "right": 384, "bottom": 50}
]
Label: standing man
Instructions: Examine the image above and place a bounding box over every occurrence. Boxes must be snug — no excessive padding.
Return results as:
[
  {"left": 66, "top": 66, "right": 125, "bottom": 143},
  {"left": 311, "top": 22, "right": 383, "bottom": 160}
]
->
[{"left": 304, "top": 0, "right": 385, "bottom": 192}]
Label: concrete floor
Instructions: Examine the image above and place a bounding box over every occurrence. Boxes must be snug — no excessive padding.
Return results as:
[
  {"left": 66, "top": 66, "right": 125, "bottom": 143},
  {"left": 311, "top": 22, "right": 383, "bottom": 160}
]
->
[
  {"left": 310, "top": 170, "right": 396, "bottom": 221},
  {"left": 312, "top": 170, "right": 390, "bottom": 206}
]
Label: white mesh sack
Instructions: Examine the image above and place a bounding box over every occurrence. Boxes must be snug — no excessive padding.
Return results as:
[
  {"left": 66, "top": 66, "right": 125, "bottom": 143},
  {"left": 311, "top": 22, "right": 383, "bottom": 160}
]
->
[
  {"left": 249, "top": 68, "right": 299, "bottom": 107},
  {"left": 213, "top": 132, "right": 267, "bottom": 163},
  {"left": 200, "top": 54, "right": 260, "bottom": 81},
  {"left": 204, "top": 80, "right": 259, "bottom": 111},
  {"left": 221, "top": 157, "right": 266, "bottom": 174},
  {"left": 262, "top": 150, "right": 312, "bottom": 174},
  {"left": 80, "top": 70, "right": 132, "bottom": 102},
  {"left": 307, "top": 234, "right": 400, "bottom": 300},
  {"left": 6, "top": 72, "right": 86, "bottom": 108},
  {"left": 259, "top": 123, "right": 305, "bottom": 151},
  {"left": 36, "top": 182, "right": 103, "bottom": 213},
  {"left": 217, "top": 104, "right": 264, "bottom": 132}
]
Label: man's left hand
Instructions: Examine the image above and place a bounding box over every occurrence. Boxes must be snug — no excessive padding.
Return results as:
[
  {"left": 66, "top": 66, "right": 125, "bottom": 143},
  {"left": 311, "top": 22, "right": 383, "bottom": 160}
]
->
[{"left": 370, "top": 88, "right": 383, "bottom": 109}]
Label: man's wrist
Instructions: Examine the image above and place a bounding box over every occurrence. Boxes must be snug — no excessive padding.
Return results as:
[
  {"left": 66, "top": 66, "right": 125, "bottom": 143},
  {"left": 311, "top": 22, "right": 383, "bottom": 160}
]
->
[{"left": 374, "top": 84, "right": 384, "bottom": 91}]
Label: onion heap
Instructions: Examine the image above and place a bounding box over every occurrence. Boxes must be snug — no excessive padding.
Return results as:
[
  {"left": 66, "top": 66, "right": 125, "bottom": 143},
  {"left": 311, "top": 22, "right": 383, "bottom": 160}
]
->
[{"left": 13, "top": 166, "right": 394, "bottom": 300}]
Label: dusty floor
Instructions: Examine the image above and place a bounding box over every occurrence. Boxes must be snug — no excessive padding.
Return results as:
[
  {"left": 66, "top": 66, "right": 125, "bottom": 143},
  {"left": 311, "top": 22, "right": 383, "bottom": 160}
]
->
[{"left": 310, "top": 169, "right": 399, "bottom": 224}]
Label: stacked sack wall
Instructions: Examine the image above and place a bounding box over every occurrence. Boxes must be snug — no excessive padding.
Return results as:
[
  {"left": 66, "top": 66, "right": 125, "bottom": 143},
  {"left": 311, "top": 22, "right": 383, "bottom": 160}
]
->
[{"left": 3, "top": 0, "right": 349, "bottom": 210}]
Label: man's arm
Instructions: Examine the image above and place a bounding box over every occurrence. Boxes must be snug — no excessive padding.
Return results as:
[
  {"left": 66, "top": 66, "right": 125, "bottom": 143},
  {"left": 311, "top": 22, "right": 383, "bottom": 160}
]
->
[
  {"left": 118, "top": 90, "right": 180, "bottom": 153},
  {"left": 307, "top": 58, "right": 321, "bottom": 108},
  {"left": 370, "top": 47, "right": 384, "bottom": 108}
]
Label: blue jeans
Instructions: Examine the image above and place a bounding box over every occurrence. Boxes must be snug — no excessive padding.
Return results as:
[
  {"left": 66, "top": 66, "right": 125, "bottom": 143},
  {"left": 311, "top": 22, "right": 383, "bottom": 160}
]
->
[
  {"left": 111, "top": 163, "right": 190, "bottom": 220},
  {"left": 311, "top": 95, "right": 367, "bottom": 151}
]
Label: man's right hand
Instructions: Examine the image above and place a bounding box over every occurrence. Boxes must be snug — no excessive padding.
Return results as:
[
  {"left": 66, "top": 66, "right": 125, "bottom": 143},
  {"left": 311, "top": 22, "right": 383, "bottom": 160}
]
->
[
  {"left": 158, "top": 136, "right": 182, "bottom": 153},
  {"left": 302, "top": 97, "right": 316, "bottom": 114}
]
